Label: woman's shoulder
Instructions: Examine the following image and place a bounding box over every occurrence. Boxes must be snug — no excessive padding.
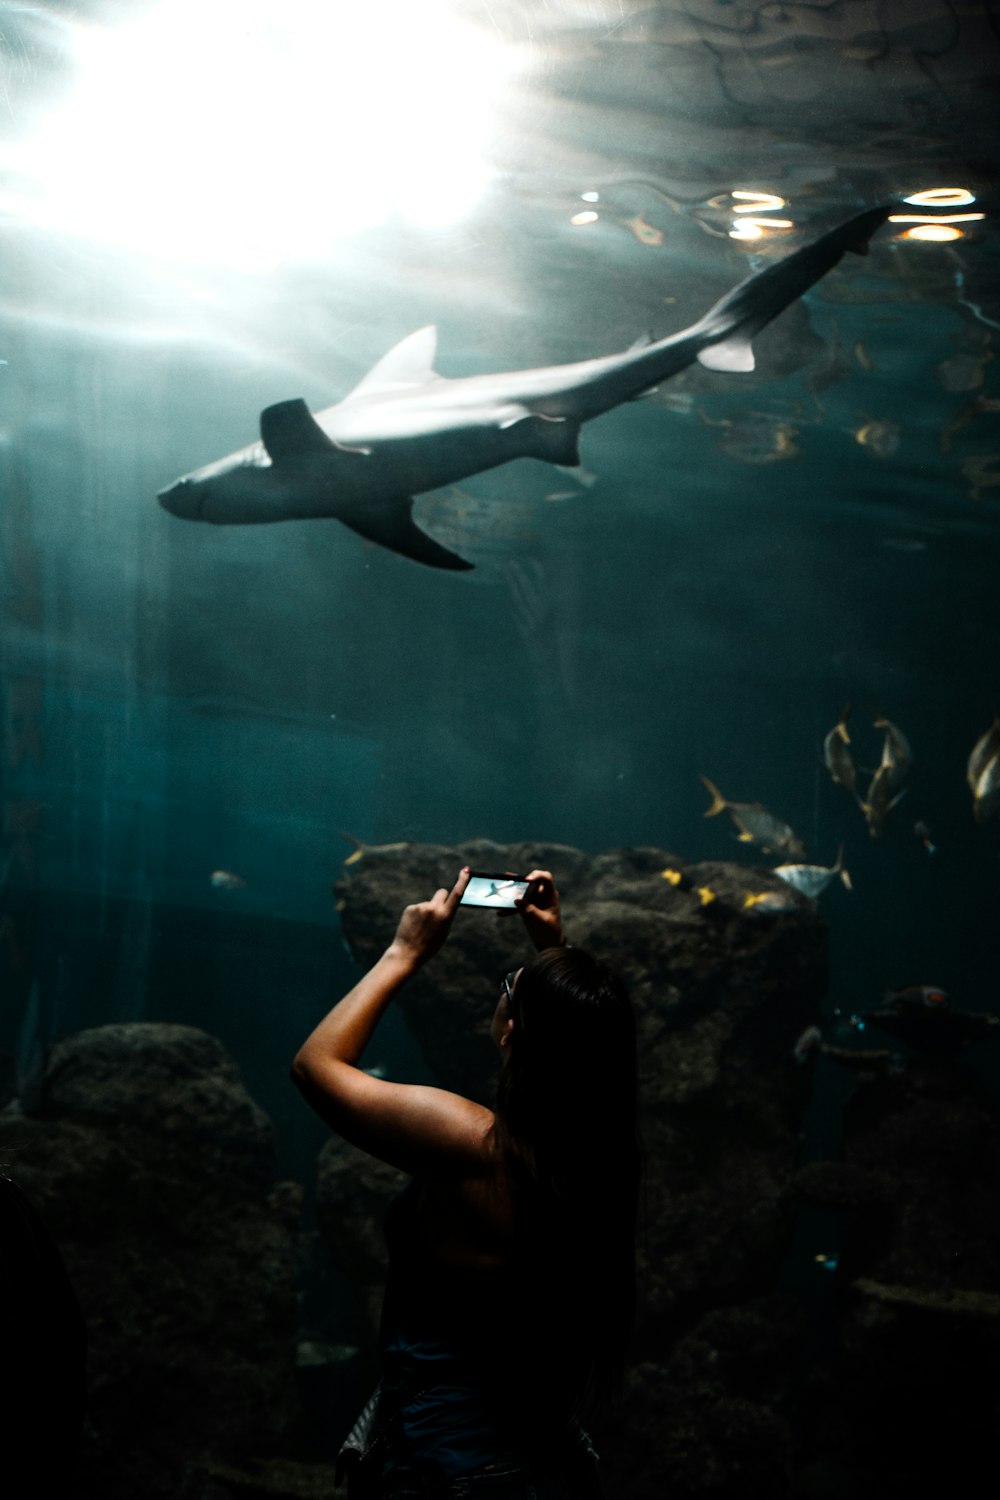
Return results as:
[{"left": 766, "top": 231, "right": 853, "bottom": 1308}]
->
[{"left": 419, "top": 1145, "right": 516, "bottom": 1265}]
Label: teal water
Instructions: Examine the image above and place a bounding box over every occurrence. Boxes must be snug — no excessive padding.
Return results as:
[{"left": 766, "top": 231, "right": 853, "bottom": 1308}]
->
[{"left": 2, "top": 1, "right": 999, "bottom": 1176}]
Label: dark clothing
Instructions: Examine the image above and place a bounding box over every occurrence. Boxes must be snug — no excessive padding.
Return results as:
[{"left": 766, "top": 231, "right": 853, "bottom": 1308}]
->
[
  {"left": 343, "top": 1181, "right": 601, "bottom": 1497},
  {"left": 382, "top": 1458, "right": 576, "bottom": 1497},
  {"left": 379, "top": 1179, "right": 520, "bottom": 1480}
]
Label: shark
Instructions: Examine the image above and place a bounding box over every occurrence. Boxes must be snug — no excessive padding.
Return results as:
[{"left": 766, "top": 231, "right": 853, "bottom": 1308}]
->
[{"left": 158, "top": 206, "right": 889, "bottom": 569}]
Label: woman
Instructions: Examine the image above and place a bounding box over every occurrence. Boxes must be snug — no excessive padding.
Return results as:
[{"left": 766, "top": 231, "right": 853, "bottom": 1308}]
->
[{"left": 291, "top": 866, "right": 640, "bottom": 1497}]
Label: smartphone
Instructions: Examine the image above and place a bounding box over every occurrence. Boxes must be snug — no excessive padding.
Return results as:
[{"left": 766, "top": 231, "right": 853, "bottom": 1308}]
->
[{"left": 460, "top": 871, "right": 530, "bottom": 909}]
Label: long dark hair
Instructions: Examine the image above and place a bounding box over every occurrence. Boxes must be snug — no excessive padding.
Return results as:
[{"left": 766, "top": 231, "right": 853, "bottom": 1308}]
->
[{"left": 490, "top": 946, "right": 641, "bottom": 1423}]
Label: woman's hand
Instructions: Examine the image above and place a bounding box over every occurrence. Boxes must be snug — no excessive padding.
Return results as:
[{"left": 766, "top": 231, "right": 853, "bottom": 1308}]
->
[
  {"left": 386, "top": 867, "right": 471, "bottom": 969},
  {"left": 516, "top": 868, "right": 565, "bottom": 950}
]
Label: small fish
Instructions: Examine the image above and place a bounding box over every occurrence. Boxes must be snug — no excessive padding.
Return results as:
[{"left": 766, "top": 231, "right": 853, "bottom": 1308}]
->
[
  {"left": 913, "top": 819, "right": 937, "bottom": 855},
  {"left": 662, "top": 868, "right": 717, "bottom": 905},
  {"left": 822, "top": 705, "right": 857, "bottom": 796},
  {"left": 623, "top": 213, "right": 665, "bottom": 247},
  {"left": 774, "top": 846, "right": 852, "bottom": 898},
  {"left": 793, "top": 1024, "right": 823, "bottom": 1064},
  {"left": 873, "top": 716, "right": 913, "bottom": 794},
  {"left": 885, "top": 985, "right": 949, "bottom": 1008},
  {"left": 211, "top": 869, "right": 247, "bottom": 890},
  {"left": 859, "top": 760, "right": 907, "bottom": 838},
  {"left": 341, "top": 832, "right": 368, "bottom": 866},
  {"left": 340, "top": 833, "right": 412, "bottom": 866},
  {"left": 701, "top": 410, "right": 800, "bottom": 465},
  {"left": 854, "top": 418, "right": 901, "bottom": 458},
  {"left": 853, "top": 339, "right": 873, "bottom": 370},
  {"left": 967, "top": 718, "right": 1000, "bottom": 793},
  {"left": 743, "top": 890, "right": 799, "bottom": 915},
  {"left": 962, "top": 453, "right": 1000, "bottom": 503},
  {"left": 939, "top": 394, "right": 1000, "bottom": 454},
  {"left": 935, "top": 352, "right": 989, "bottom": 393},
  {"left": 700, "top": 776, "right": 805, "bottom": 858},
  {"left": 971, "top": 752, "right": 1000, "bottom": 824}
]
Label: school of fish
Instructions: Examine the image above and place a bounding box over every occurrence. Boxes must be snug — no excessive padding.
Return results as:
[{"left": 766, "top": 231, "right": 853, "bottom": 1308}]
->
[{"left": 689, "top": 706, "right": 1000, "bottom": 921}]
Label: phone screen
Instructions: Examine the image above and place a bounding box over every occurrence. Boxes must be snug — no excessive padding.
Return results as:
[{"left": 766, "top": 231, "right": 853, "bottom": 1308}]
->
[{"left": 460, "top": 873, "right": 530, "bottom": 909}]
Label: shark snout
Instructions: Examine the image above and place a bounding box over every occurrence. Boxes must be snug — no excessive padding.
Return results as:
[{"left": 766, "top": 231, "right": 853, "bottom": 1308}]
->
[{"left": 157, "top": 477, "right": 204, "bottom": 520}]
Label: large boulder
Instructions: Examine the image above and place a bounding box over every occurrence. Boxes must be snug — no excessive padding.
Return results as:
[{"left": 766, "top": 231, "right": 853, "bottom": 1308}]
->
[{"left": 0, "top": 1022, "right": 303, "bottom": 1500}]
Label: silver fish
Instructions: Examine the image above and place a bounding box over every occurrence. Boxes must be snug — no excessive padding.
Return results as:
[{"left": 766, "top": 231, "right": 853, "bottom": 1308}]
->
[
  {"left": 822, "top": 704, "right": 856, "bottom": 797},
  {"left": 967, "top": 718, "right": 1000, "bottom": 795},
  {"left": 873, "top": 716, "right": 913, "bottom": 794},
  {"left": 860, "top": 761, "right": 906, "bottom": 838},
  {"left": 793, "top": 1025, "right": 823, "bottom": 1064},
  {"left": 700, "top": 776, "right": 805, "bottom": 858},
  {"left": 774, "top": 847, "right": 852, "bottom": 899},
  {"left": 972, "top": 751, "right": 1000, "bottom": 824}
]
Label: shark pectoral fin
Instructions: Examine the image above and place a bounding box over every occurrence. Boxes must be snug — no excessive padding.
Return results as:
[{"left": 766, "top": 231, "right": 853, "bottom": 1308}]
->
[
  {"left": 260, "top": 399, "right": 339, "bottom": 462},
  {"left": 341, "top": 326, "right": 442, "bottom": 401},
  {"left": 697, "top": 336, "right": 755, "bottom": 373},
  {"left": 499, "top": 408, "right": 582, "bottom": 466},
  {"left": 339, "top": 499, "right": 474, "bottom": 571}
]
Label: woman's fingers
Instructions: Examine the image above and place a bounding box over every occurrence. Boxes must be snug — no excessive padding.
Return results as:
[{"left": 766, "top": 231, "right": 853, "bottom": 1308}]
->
[{"left": 443, "top": 866, "right": 472, "bottom": 914}]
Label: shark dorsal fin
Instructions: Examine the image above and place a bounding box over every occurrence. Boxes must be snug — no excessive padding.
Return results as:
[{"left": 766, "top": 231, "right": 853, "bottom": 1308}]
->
[
  {"left": 342, "top": 326, "right": 442, "bottom": 402},
  {"left": 260, "top": 399, "right": 337, "bottom": 462}
]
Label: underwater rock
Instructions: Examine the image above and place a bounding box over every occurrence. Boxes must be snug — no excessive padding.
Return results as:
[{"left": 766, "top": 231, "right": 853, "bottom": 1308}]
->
[
  {"left": 34, "top": 1021, "right": 278, "bottom": 1195},
  {"left": 619, "top": 1358, "right": 796, "bottom": 1500},
  {"left": 798, "top": 1064, "right": 1000, "bottom": 1492},
  {"left": 852, "top": 1277, "right": 1000, "bottom": 1321},
  {"left": 0, "top": 1022, "right": 302, "bottom": 1500},
  {"left": 791, "top": 1159, "right": 899, "bottom": 1210},
  {"left": 314, "top": 1135, "right": 407, "bottom": 1379},
  {"left": 814, "top": 1041, "right": 894, "bottom": 1073},
  {"left": 315, "top": 1136, "right": 406, "bottom": 1288}
]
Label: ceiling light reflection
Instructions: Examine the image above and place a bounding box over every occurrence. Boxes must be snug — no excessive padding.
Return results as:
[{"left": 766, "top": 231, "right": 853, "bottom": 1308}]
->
[
  {"left": 901, "top": 225, "right": 964, "bottom": 243},
  {"left": 889, "top": 213, "right": 984, "bottom": 224},
  {"left": 731, "top": 191, "right": 787, "bottom": 213},
  {"left": 903, "top": 188, "right": 976, "bottom": 207},
  {"left": 8, "top": 0, "right": 522, "bottom": 269},
  {"left": 729, "top": 218, "right": 794, "bottom": 240}
]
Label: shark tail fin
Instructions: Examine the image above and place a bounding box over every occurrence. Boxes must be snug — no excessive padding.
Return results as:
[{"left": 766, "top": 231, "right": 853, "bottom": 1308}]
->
[
  {"left": 699, "top": 774, "right": 728, "bottom": 817},
  {"left": 694, "top": 207, "right": 890, "bottom": 374}
]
